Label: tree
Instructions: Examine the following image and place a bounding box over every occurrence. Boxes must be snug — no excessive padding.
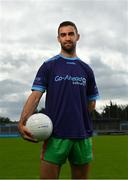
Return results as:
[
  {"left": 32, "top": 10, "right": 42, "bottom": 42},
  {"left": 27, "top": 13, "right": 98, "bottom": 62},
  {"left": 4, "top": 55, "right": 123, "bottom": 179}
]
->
[
  {"left": 101, "top": 101, "right": 128, "bottom": 121},
  {"left": 0, "top": 117, "right": 11, "bottom": 124}
]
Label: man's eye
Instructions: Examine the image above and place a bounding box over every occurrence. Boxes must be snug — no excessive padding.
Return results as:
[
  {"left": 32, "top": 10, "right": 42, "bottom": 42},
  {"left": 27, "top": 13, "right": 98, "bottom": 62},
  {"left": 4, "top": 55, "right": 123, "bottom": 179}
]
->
[
  {"left": 69, "top": 32, "right": 75, "bottom": 36},
  {"left": 60, "top": 33, "right": 66, "bottom": 37}
]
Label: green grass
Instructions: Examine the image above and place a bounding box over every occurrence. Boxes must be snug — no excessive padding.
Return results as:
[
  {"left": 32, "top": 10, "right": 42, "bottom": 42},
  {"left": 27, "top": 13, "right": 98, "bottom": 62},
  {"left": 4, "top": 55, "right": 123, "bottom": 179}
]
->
[
  {"left": 90, "top": 135, "right": 128, "bottom": 179},
  {"left": 0, "top": 135, "right": 128, "bottom": 179}
]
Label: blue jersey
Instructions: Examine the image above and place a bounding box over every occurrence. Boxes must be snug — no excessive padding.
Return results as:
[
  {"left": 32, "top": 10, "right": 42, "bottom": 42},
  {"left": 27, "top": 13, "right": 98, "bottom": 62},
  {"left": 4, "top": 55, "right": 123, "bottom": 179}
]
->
[{"left": 32, "top": 54, "right": 99, "bottom": 139}]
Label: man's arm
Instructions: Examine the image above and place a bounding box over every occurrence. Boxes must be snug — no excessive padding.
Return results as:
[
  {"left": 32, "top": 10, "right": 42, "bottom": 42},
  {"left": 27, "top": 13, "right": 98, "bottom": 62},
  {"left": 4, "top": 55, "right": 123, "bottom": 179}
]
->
[
  {"left": 18, "top": 91, "right": 43, "bottom": 142},
  {"left": 88, "top": 100, "right": 96, "bottom": 113}
]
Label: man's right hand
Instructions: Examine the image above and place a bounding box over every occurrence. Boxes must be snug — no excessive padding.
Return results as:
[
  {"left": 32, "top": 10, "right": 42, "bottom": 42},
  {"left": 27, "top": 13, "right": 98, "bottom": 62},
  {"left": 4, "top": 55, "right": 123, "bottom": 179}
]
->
[
  {"left": 18, "top": 91, "right": 43, "bottom": 143},
  {"left": 18, "top": 124, "right": 38, "bottom": 143}
]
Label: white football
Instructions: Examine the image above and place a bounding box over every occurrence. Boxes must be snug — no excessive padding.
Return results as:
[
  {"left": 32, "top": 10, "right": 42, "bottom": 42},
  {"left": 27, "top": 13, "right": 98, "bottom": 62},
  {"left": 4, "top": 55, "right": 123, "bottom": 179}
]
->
[{"left": 26, "top": 113, "right": 53, "bottom": 141}]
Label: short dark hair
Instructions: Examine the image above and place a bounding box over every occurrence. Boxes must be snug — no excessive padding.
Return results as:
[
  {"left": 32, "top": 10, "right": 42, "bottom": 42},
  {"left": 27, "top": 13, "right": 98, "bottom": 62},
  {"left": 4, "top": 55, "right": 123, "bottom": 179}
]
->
[{"left": 58, "top": 21, "right": 78, "bottom": 34}]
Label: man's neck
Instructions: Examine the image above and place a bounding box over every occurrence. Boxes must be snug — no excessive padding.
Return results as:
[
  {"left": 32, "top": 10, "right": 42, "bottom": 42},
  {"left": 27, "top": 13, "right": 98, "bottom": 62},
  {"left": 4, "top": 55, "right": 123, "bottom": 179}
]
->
[{"left": 60, "top": 50, "right": 77, "bottom": 58}]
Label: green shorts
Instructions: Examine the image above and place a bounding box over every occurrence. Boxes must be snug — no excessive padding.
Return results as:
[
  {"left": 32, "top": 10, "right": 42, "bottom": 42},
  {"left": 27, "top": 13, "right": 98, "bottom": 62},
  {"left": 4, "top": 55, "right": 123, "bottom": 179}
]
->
[{"left": 41, "top": 137, "right": 93, "bottom": 165}]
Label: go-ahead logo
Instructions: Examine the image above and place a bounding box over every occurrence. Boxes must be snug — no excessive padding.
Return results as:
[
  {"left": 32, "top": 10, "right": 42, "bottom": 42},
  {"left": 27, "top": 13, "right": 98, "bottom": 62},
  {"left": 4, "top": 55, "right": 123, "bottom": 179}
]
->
[{"left": 54, "top": 75, "right": 86, "bottom": 86}]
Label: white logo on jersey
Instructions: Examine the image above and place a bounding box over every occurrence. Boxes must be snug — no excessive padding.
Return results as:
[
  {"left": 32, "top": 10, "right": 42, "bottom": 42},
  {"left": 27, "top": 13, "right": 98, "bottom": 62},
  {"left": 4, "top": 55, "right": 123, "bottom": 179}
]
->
[{"left": 54, "top": 75, "right": 86, "bottom": 86}]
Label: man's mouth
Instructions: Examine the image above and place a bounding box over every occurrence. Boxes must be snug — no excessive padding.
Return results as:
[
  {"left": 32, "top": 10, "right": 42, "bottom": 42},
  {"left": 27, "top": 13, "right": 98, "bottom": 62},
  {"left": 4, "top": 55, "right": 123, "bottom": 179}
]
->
[{"left": 65, "top": 42, "right": 72, "bottom": 45}]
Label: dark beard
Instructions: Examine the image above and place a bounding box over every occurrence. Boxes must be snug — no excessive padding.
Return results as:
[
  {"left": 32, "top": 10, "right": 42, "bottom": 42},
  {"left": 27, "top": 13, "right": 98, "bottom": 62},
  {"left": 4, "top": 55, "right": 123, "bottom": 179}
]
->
[{"left": 61, "top": 43, "right": 76, "bottom": 54}]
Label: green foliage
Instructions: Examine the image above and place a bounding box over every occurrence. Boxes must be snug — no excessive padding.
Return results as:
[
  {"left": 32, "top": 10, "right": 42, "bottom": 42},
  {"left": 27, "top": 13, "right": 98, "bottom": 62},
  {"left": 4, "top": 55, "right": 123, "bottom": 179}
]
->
[
  {"left": 92, "top": 101, "right": 128, "bottom": 121},
  {"left": 0, "top": 117, "right": 11, "bottom": 124}
]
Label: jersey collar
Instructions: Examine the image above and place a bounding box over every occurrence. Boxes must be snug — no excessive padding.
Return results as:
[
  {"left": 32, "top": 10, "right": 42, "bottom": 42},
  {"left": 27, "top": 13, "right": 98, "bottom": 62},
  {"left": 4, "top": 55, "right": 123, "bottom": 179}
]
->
[{"left": 59, "top": 54, "right": 80, "bottom": 61}]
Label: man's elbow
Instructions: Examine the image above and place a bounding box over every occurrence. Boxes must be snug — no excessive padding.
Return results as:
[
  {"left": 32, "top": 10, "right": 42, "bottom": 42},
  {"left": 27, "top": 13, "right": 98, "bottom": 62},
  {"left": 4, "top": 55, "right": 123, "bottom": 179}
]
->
[{"left": 88, "top": 101, "right": 96, "bottom": 112}]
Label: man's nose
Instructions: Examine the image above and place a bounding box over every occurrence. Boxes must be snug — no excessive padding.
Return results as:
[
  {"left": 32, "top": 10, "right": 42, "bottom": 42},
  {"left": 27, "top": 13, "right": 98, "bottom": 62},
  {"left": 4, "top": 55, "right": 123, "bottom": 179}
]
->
[{"left": 65, "top": 35, "right": 71, "bottom": 41}]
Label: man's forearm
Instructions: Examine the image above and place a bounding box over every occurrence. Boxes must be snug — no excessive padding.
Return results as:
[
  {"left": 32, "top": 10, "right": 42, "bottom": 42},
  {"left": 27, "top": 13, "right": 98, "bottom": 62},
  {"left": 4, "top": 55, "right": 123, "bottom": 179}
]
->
[{"left": 19, "top": 91, "right": 42, "bottom": 126}]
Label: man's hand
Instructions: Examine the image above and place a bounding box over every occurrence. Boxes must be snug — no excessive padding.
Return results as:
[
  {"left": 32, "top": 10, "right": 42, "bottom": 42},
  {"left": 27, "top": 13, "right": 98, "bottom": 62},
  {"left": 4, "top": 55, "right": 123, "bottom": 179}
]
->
[
  {"left": 18, "top": 91, "right": 43, "bottom": 143},
  {"left": 18, "top": 124, "right": 38, "bottom": 143}
]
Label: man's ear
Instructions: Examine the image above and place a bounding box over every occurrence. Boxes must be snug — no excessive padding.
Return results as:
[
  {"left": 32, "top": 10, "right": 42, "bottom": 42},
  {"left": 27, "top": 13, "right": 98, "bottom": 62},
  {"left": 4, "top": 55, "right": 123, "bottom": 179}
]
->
[
  {"left": 77, "top": 33, "right": 80, "bottom": 41},
  {"left": 57, "top": 36, "right": 60, "bottom": 43}
]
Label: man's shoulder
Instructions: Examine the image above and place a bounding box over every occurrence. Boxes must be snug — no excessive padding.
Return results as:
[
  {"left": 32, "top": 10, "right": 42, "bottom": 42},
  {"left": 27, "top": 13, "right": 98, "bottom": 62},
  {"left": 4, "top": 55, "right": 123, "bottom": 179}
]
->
[
  {"left": 44, "top": 55, "right": 60, "bottom": 64},
  {"left": 39, "top": 55, "right": 60, "bottom": 70},
  {"left": 78, "top": 58, "right": 93, "bottom": 72}
]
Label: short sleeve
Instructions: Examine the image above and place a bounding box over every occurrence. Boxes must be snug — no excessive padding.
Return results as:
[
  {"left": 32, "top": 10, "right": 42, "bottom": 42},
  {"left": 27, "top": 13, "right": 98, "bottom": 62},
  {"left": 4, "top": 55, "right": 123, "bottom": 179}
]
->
[
  {"left": 87, "top": 69, "right": 99, "bottom": 101},
  {"left": 31, "top": 62, "right": 48, "bottom": 92}
]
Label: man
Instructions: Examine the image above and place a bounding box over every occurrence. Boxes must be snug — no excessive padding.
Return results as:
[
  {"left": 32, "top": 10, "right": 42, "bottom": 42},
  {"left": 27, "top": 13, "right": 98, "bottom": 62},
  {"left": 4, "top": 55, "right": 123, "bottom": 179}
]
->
[{"left": 18, "top": 21, "right": 99, "bottom": 179}]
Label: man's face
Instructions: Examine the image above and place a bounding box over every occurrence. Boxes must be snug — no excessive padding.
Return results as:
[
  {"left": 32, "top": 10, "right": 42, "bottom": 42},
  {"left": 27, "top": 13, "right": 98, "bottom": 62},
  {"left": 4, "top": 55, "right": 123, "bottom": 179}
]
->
[{"left": 58, "top": 25, "right": 80, "bottom": 53}]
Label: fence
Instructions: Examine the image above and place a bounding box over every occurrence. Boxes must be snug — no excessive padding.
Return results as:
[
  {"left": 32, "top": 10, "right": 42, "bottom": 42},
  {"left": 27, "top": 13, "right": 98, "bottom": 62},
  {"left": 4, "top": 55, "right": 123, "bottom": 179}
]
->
[
  {"left": 0, "top": 124, "right": 20, "bottom": 137},
  {"left": 93, "top": 119, "right": 128, "bottom": 135},
  {"left": 0, "top": 120, "right": 128, "bottom": 137}
]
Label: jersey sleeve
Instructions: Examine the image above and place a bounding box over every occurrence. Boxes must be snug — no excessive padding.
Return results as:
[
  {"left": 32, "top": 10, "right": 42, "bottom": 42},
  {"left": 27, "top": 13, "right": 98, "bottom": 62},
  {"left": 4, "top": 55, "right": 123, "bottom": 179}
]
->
[
  {"left": 31, "top": 62, "right": 48, "bottom": 92},
  {"left": 87, "top": 69, "right": 99, "bottom": 101}
]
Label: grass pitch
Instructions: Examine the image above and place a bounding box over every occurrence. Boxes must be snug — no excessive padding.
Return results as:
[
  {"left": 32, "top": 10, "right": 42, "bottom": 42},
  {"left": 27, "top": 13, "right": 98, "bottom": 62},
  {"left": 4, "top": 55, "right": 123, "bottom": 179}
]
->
[{"left": 0, "top": 135, "right": 128, "bottom": 179}]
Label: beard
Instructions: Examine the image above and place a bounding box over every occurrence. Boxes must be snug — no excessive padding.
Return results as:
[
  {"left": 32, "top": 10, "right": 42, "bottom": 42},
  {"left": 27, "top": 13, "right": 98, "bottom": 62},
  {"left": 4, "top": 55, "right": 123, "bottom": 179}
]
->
[{"left": 61, "top": 41, "right": 76, "bottom": 53}]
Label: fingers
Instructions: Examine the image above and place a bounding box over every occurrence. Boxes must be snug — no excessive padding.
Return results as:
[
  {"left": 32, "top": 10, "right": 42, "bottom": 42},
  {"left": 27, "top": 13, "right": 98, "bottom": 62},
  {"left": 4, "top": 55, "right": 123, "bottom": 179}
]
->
[
  {"left": 18, "top": 125, "right": 38, "bottom": 143},
  {"left": 23, "top": 134, "right": 38, "bottom": 143},
  {"left": 23, "top": 126, "right": 33, "bottom": 137}
]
